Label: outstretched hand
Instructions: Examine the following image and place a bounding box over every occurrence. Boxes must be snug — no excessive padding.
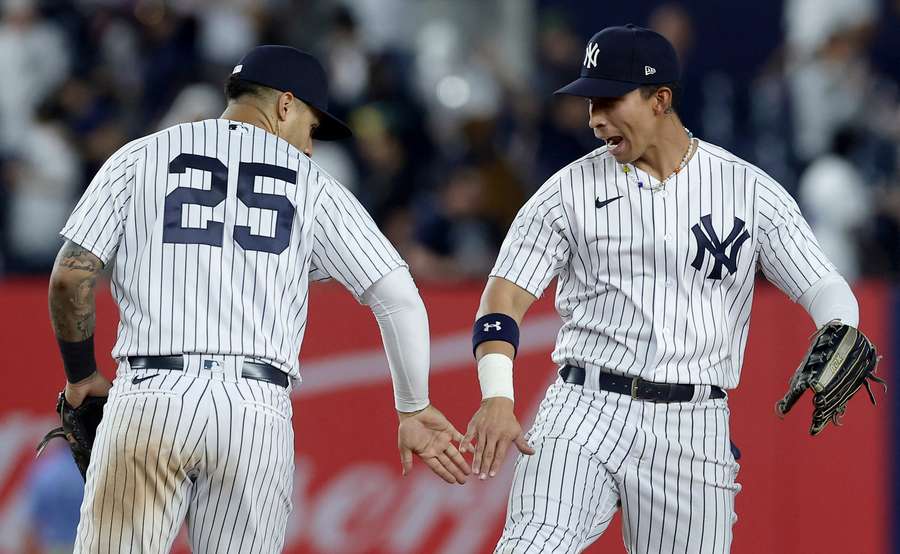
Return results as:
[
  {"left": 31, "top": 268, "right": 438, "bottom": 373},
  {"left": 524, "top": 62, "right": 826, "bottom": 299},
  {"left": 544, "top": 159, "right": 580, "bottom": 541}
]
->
[
  {"left": 461, "top": 397, "right": 534, "bottom": 480},
  {"left": 398, "top": 404, "right": 471, "bottom": 484}
]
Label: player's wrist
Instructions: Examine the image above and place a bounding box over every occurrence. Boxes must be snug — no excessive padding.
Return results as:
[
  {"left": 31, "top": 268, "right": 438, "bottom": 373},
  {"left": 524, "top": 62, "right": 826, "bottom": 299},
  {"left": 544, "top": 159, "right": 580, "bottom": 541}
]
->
[
  {"left": 397, "top": 403, "right": 431, "bottom": 420},
  {"left": 478, "top": 353, "right": 514, "bottom": 402},
  {"left": 66, "top": 370, "right": 100, "bottom": 386},
  {"left": 57, "top": 336, "right": 99, "bottom": 383}
]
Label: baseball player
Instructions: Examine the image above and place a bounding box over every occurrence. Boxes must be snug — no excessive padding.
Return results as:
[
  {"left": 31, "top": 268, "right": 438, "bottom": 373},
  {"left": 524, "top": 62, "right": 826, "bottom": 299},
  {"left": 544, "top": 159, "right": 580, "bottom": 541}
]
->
[
  {"left": 47, "top": 45, "right": 470, "bottom": 553},
  {"left": 461, "top": 25, "right": 880, "bottom": 553}
]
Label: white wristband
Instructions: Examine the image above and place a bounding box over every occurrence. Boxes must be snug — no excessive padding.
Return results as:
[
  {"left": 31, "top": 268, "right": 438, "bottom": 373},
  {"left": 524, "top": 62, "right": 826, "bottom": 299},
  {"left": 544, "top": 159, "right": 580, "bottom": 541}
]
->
[{"left": 477, "top": 353, "right": 514, "bottom": 401}]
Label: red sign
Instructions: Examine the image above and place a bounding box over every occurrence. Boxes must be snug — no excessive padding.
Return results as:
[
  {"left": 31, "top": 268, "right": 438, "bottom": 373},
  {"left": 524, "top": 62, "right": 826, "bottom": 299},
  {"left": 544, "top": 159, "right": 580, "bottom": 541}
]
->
[{"left": 0, "top": 279, "right": 890, "bottom": 553}]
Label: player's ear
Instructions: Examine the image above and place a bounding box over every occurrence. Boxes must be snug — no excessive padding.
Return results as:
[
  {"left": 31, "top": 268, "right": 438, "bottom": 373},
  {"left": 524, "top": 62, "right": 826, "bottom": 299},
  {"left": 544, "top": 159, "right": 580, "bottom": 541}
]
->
[
  {"left": 656, "top": 86, "right": 674, "bottom": 115},
  {"left": 277, "top": 91, "right": 294, "bottom": 122}
]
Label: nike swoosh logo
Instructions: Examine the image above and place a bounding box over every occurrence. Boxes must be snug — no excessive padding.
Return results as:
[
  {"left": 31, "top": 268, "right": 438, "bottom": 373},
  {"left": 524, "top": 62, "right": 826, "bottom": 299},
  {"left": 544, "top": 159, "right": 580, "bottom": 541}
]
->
[
  {"left": 595, "top": 195, "right": 623, "bottom": 209},
  {"left": 132, "top": 374, "right": 160, "bottom": 385}
]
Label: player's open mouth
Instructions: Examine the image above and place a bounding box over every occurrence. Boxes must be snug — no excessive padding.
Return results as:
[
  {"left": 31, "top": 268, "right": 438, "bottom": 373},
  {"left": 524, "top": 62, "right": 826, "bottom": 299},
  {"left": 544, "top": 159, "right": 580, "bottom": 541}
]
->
[{"left": 606, "top": 136, "right": 626, "bottom": 155}]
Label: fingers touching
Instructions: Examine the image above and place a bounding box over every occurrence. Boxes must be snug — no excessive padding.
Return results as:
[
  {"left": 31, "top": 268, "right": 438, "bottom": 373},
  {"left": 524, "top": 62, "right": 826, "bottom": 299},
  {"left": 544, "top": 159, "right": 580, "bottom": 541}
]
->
[
  {"left": 400, "top": 408, "right": 534, "bottom": 483},
  {"left": 445, "top": 443, "right": 472, "bottom": 477}
]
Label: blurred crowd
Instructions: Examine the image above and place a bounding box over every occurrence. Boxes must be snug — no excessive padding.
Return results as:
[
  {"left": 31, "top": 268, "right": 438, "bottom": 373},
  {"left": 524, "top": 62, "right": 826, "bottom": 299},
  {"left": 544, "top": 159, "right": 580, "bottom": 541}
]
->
[{"left": 1, "top": 0, "right": 899, "bottom": 286}]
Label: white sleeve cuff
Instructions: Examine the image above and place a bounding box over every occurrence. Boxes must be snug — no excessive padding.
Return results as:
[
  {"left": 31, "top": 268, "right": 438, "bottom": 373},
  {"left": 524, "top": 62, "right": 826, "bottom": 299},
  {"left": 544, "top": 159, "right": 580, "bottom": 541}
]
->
[{"left": 797, "top": 273, "right": 859, "bottom": 327}]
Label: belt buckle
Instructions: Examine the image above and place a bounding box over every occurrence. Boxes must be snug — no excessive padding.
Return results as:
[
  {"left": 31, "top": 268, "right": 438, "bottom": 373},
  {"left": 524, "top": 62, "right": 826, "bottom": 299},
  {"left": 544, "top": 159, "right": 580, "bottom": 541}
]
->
[{"left": 630, "top": 377, "right": 640, "bottom": 399}]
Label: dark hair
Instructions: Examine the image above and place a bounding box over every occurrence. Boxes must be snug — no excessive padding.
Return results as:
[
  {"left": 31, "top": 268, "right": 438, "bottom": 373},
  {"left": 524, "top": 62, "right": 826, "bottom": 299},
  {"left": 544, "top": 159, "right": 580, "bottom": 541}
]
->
[
  {"left": 224, "top": 74, "right": 277, "bottom": 102},
  {"left": 639, "top": 81, "right": 682, "bottom": 112}
]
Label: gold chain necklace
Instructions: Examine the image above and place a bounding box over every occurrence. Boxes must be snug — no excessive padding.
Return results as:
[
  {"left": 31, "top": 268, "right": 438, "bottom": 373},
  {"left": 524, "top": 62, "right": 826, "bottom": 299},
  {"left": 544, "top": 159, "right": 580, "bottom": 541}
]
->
[{"left": 622, "top": 128, "right": 695, "bottom": 192}]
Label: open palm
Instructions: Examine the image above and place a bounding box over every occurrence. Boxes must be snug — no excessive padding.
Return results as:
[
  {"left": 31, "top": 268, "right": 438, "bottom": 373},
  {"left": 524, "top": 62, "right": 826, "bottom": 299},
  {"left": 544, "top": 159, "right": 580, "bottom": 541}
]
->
[{"left": 398, "top": 405, "right": 471, "bottom": 484}]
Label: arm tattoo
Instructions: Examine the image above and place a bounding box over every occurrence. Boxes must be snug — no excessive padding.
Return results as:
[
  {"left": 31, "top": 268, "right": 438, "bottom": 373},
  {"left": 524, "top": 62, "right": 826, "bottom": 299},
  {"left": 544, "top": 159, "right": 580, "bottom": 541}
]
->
[{"left": 49, "top": 241, "right": 105, "bottom": 341}]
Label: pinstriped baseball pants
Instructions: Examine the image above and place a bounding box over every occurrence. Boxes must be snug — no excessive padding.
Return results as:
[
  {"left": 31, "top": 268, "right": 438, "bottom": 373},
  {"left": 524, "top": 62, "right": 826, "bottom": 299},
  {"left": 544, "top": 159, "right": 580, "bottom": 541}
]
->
[
  {"left": 496, "top": 379, "right": 740, "bottom": 554},
  {"left": 74, "top": 358, "right": 295, "bottom": 553}
]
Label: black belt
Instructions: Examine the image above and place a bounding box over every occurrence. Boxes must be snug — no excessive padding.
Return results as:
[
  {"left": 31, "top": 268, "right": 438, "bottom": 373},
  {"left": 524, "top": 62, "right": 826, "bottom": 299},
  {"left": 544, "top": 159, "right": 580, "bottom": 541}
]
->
[
  {"left": 560, "top": 365, "right": 725, "bottom": 402},
  {"left": 128, "top": 356, "right": 289, "bottom": 387}
]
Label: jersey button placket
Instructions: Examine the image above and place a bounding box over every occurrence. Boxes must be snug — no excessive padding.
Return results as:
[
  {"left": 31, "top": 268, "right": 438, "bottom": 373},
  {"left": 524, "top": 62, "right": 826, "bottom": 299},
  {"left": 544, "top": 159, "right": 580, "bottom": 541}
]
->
[
  {"left": 657, "top": 182, "right": 678, "bottom": 365},
  {"left": 650, "top": 190, "right": 669, "bottom": 366}
]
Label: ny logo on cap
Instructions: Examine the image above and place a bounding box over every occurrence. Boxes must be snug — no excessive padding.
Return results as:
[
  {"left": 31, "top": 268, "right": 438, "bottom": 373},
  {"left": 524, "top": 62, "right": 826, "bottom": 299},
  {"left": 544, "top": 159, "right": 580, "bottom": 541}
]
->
[
  {"left": 583, "top": 42, "right": 600, "bottom": 69},
  {"left": 645, "top": 65, "right": 656, "bottom": 76}
]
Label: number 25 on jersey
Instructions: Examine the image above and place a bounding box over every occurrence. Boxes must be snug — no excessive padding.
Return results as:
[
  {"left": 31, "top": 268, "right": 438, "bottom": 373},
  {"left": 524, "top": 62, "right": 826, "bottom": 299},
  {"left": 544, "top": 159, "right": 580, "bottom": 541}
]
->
[{"left": 163, "top": 153, "right": 296, "bottom": 255}]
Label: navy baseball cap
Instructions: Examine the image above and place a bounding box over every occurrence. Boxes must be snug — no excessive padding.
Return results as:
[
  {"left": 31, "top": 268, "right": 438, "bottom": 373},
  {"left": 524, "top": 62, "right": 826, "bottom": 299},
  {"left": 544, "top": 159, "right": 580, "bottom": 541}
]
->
[
  {"left": 555, "top": 24, "right": 680, "bottom": 98},
  {"left": 231, "top": 45, "right": 352, "bottom": 140}
]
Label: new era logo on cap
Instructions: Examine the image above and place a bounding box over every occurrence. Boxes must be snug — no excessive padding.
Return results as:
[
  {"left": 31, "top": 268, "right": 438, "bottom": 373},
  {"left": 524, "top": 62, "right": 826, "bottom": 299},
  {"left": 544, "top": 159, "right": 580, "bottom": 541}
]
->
[
  {"left": 645, "top": 65, "right": 656, "bottom": 76},
  {"left": 232, "top": 64, "right": 243, "bottom": 74}
]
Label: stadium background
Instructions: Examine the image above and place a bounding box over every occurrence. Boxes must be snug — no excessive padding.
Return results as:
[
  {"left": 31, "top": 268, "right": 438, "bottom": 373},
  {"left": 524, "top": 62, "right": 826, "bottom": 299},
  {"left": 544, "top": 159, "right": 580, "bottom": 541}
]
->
[{"left": 0, "top": 0, "right": 897, "bottom": 552}]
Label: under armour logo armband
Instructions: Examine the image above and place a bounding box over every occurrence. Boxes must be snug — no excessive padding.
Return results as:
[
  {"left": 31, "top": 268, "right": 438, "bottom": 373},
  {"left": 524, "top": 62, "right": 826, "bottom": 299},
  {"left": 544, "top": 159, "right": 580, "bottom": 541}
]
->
[{"left": 473, "top": 313, "right": 519, "bottom": 356}]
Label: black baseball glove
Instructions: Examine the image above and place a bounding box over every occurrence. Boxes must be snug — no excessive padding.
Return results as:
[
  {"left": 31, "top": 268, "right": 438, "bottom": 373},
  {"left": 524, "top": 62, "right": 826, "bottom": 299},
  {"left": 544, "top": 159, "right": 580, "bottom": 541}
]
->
[
  {"left": 36, "top": 392, "right": 107, "bottom": 480},
  {"left": 776, "top": 321, "right": 886, "bottom": 435}
]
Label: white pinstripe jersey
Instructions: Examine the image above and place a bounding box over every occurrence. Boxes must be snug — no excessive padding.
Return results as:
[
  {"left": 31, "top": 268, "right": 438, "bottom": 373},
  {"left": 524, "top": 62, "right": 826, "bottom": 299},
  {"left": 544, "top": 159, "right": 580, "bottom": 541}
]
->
[
  {"left": 492, "top": 139, "right": 835, "bottom": 388},
  {"left": 61, "top": 119, "right": 405, "bottom": 377}
]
